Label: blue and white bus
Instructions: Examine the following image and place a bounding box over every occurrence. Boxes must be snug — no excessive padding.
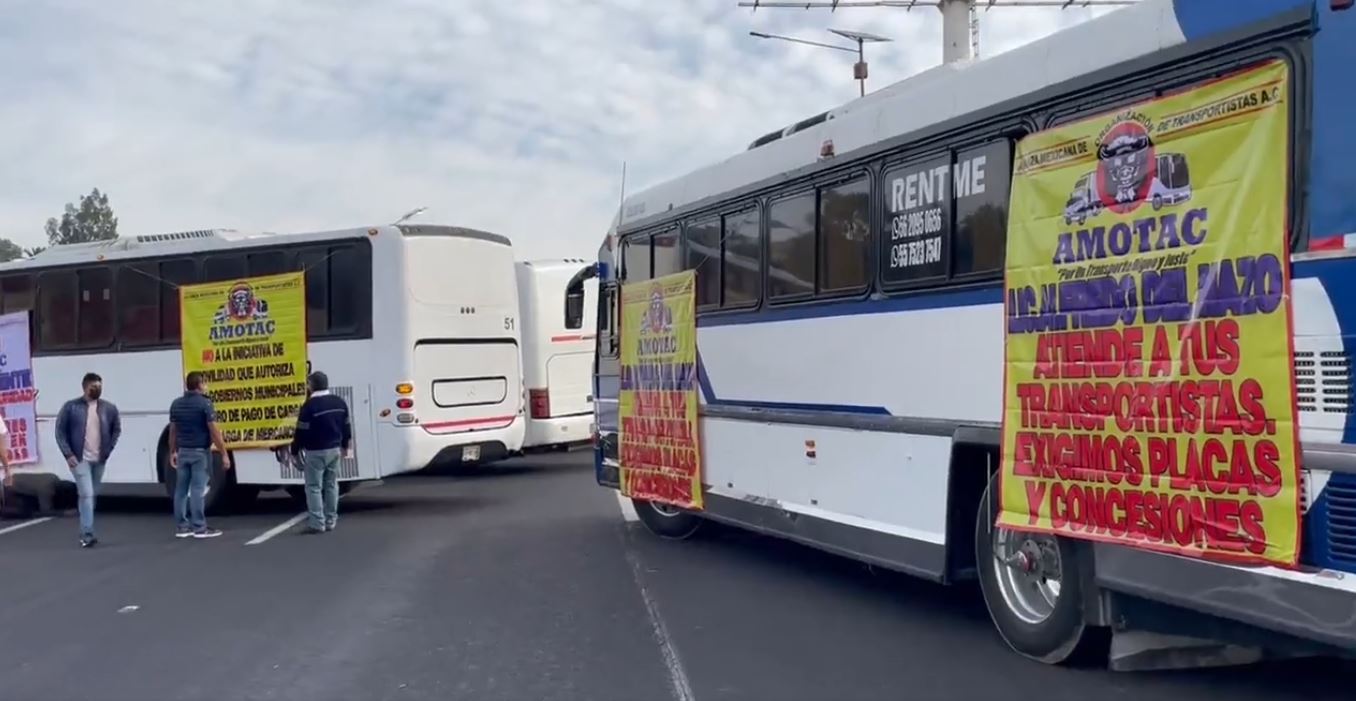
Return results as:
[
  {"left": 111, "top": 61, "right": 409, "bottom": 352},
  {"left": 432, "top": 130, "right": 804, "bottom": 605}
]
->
[{"left": 590, "top": 0, "right": 1356, "bottom": 666}]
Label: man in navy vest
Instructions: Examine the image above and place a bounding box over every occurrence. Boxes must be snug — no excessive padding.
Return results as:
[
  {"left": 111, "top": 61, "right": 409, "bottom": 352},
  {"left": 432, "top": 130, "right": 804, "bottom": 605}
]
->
[
  {"left": 54, "top": 373, "right": 121, "bottom": 547},
  {"left": 291, "top": 371, "right": 352, "bottom": 533}
]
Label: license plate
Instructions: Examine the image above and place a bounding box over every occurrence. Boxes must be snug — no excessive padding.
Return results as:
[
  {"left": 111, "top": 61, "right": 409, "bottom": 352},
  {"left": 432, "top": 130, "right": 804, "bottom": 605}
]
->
[{"left": 462, "top": 445, "right": 481, "bottom": 462}]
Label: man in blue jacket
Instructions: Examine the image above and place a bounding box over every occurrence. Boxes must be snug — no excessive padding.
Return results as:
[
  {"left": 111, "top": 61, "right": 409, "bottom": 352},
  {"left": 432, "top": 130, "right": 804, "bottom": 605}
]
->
[
  {"left": 54, "top": 372, "right": 121, "bottom": 547},
  {"left": 291, "top": 371, "right": 352, "bottom": 533}
]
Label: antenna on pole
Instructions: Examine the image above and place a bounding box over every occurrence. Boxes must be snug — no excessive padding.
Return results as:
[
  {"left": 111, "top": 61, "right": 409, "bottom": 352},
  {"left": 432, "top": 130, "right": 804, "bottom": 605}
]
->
[
  {"left": 393, "top": 207, "right": 427, "bottom": 225},
  {"left": 736, "top": 0, "right": 1137, "bottom": 64}
]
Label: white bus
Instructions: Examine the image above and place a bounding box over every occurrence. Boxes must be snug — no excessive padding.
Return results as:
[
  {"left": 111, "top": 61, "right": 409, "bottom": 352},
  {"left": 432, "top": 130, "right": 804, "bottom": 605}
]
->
[
  {"left": 594, "top": 0, "right": 1356, "bottom": 667},
  {"left": 515, "top": 259, "right": 597, "bottom": 450},
  {"left": 2, "top": 223, "right": 525, "bottom": 512}
]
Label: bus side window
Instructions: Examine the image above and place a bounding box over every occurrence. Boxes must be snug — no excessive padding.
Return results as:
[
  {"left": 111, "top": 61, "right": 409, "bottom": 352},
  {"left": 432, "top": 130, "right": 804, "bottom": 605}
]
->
[
  {"left": 37, "top": 269, "right": 78, "bottom": 349},
  {"left": 767, "top": 193, "right": 816, "bottom": 301},
  {"left": 685, "top": 218, "right": 721, "bottom": 308},
  {"left": 653, "top": 230, "right": 681, "bottom": 278},
  {"left": 953, "top": 140, "right": 1012, "bottom": 278},
  {"left": 622, "top": 237, "right": 651, "bottom": 282},
  {"left": 722, "top": 208, "right": 761, "bottom": 306},
  {"left": 160, "top": 258, "right": 197, "bottom": 345},
  {"left": 818, "top": 177, "right": 871, "bottom": 295},
  {"left": 203, "top": 254, "right": 247, "bottom": 282},
  {"left": 1, "top": 274, "right": 34, "bottom": 348},
  {"left": 118, "top": 265, "right": 161, "bottom": 347},
  {"left": 78, "top": 268, "right": 115, "bottom": 349},
  {"left": 248, "top": 251, "right": 290, "bottom": 277},
  {"left": 298, "top": 247, "right": 330, "bottom": 337},
  {"left": 327, "top": 244, "right": 364, "bottom": 335},
  {"left": 1, "top": 274, "right": 33, "bottom": 314}
]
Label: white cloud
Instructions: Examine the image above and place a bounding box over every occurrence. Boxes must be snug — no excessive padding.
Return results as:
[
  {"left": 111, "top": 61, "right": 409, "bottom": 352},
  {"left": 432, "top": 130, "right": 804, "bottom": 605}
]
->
[{"left": 0, "top": 0, "right": 1118, "bottom": 258}]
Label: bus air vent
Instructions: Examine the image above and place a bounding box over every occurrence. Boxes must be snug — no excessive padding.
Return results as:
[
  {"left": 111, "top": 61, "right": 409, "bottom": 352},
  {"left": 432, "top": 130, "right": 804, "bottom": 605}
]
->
[
  {"left": 1319, "top": 351, "right": 1352, "bottom": 413},
  {"left": 1295, "top": 351, "right": 1317, "bottom": 412},
  {"left": 134, "top": 230, "right": 218, "bottom": 244},
  {"left": 1323, "top": 474, "right": 1356, "bottom": 569}
]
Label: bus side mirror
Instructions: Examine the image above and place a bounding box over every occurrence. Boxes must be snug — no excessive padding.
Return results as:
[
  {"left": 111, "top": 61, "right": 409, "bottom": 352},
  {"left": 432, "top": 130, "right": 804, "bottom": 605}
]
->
[
  {"left": 564, "top": 263, "right": 598, "bottom": 331},
  {"left": 565, "top": 289, "right": 585, "bottom": 330}
]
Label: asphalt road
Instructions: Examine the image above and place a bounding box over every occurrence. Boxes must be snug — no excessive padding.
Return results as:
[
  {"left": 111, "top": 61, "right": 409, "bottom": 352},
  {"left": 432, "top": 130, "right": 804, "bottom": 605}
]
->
[{"left": 1, "top": 451, "right": 1352, "bottom": 701}]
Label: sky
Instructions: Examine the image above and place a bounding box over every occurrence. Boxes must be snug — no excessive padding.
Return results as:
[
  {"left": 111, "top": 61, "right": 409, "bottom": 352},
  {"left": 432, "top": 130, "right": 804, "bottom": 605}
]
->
[{"left": 0, "top": 0, "right": 1121, "bottom": 259}]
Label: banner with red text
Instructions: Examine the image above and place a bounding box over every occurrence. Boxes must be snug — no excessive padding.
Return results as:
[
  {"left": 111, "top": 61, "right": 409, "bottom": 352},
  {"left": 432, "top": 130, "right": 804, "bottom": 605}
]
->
[
  {"left": 619, "top": 270, "right": 703, "bottom": 510},
  {"left": 0, "top": 311, "right": 38, "bottom": 465},
  {"left": 999, "top": 61, "right": 1300, "bottom": 566}
]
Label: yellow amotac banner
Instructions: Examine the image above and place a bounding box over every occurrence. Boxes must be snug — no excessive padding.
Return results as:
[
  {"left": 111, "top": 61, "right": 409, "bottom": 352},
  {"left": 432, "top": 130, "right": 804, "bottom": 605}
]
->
[
  {"left": 999, "top": 61, "right": 1301, "bottom": 567},
  {"left": 180, "top": 272, "right": 309, "bottom": 449},
  {"left": 619, "top": 270, "right": 703, "bottom": 510}
]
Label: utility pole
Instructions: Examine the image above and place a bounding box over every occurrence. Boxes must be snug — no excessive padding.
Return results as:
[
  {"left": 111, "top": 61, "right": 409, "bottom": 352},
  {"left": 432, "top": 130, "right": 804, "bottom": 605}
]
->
[{"left": 739, "top": 0, "right": 1137, "bottom": 64}]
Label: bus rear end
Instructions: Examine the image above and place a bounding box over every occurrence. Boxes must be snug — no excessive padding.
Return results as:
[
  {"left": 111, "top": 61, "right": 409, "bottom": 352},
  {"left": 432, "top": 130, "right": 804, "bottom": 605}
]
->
[
  {"left": 382, "top": 225, "right": 525, "bottom": 471},
  {"left": 516, "top": 260, "right": 598, "bottom": 450}
]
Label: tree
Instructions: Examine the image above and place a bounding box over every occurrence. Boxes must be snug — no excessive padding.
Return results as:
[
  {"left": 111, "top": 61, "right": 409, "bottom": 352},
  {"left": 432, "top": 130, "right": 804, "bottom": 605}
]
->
[
  {"left": 24, "top": 246, "right": 46, "bottom": 258},
  {"left": 44, "top": 188, "right": 118, "bottom": 247},
  {"left": 0, "top": 238, "right": 22, "bottom": 262}
]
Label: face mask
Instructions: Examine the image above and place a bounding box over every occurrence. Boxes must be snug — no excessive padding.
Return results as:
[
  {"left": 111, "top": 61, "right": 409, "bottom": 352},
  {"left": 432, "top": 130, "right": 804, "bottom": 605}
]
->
[{"left": 87, "top": 387, "right": 102, "bottom": 400}]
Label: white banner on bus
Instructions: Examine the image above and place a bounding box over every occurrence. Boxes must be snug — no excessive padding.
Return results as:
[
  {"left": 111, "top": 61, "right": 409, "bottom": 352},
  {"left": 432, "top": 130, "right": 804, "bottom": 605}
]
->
[{"left": 0, "top": 311, "right": 39, "bottom": 464}]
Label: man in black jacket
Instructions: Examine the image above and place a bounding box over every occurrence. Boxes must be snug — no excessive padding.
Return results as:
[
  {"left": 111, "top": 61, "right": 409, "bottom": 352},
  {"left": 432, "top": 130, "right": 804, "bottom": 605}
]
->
[
  {"left": 291, "top": 371, "right": 352, "bottom": 533},
  {"left": 54, "top": 373, "right": 121, "bottom": 547}
]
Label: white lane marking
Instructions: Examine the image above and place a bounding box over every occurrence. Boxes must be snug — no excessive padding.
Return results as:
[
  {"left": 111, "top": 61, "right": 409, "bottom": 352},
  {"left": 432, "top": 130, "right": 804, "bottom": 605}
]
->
[
  {"left": 0, "top": 517, "right": 53, "bottom": 536},
  {"left": 245, "top": 490, "right": 356, "bottom": 545},
  {"left": 616, "top": 491, "right": 638, "bottom": 522},
  {"left": 625, "top": 547, "right": 695, "bottom": 701},
  {"left": 245, "top": 512, "right": 308, "bottom": 545}
]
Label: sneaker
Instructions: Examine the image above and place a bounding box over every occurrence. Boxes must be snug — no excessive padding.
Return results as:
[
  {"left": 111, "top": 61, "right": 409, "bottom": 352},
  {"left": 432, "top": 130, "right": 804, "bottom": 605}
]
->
[
  {"left": 175, "top": 528, "right": 194, "bottom": 539},
  {"left": 193, "top": 528, "right": 223, "bottom": 539},
  {"left": 324, "top": 523, "right": 336, "bottom": 532},
  {"left": 79, "top": 535, "right": 95, "bottom": 548}
]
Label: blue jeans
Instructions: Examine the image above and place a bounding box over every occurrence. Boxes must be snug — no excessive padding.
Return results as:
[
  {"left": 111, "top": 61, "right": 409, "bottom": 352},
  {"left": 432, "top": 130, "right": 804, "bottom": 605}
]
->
[
  {"left": 74, "top": 461, "right": 105, "bottom": 537},
  {"left": 174, "top": 449, "right": 210, "bottom": 531},
  {"left": 303, "top": 448, "right": 340, "bottom": 530}
]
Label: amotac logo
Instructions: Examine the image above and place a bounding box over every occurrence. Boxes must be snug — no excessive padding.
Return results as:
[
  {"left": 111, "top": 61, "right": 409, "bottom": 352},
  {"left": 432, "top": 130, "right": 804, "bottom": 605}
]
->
[
  {"left": 210, "top": 282, "right": 276, "bottom": 341},
  {"left": 1096, "top": 110, "right": 1157, "bottom": 214},
  {"left": 638, "top": 285, "right": 673, "bottom": 336}
]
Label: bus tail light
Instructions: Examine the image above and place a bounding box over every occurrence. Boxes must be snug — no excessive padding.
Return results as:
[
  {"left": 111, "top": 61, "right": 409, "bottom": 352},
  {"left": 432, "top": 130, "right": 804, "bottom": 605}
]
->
[
  {"left": 396, "top": 413, "right": 416, "bottom": 424},
  {"left": 396, "top": 382, "right": 414, "bottom": 395},
  {"left": 529, "top": 388, "right": 551, "bottom": 419},
  {"left": 396, "top": 398, "right": 414, "bottom": 410}
]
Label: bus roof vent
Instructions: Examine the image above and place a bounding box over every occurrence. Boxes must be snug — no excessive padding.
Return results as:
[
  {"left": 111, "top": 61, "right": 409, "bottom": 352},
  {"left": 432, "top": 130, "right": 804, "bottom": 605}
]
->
[
  {"left": 133, "top": 229, "right": 221, "bottom": 244},
  {"left": 785, "top": 111, "right": 829, "bottom": 137},
  {"left": 746, "top": 129, "right": 785, "bottom": 151}
]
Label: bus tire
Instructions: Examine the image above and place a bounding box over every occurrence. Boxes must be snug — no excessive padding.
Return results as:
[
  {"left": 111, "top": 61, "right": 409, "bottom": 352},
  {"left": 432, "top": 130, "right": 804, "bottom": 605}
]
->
[
  {"left": 1152, "top": 194, "right": 1164, "bottom": 211},
  {"left": 632, "top": 498, "right": 702, "bottom": 540},
  {"left": 975, "top": 472, "right": 1108, "bottom": 665}
]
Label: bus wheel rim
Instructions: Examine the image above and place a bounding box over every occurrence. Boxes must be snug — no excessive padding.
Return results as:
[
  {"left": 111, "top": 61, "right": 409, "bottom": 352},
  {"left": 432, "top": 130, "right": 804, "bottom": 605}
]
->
[
  {"left": 993, "top": 527, "right": 1062, "bottom": 625},
  {"left": 650, "top": 502, "right": 681, "bottom": 518}
]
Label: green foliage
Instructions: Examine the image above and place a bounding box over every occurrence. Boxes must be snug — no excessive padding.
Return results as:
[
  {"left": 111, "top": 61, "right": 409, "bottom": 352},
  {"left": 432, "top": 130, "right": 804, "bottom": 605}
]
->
[{"left": 44, "top": 188, "right": 119, "bottom": 246}]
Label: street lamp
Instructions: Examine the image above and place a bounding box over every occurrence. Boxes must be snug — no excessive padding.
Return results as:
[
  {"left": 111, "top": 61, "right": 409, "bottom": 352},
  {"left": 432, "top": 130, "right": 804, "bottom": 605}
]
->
[{"left": 750, "top": 27, "right": 893, "bottom": 97}]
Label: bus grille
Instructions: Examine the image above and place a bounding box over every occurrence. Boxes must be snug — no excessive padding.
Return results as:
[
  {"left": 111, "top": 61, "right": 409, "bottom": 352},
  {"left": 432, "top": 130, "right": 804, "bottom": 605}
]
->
[
  {"left": 1323, "top": 474, "right": 1356, "bottom": 570},
  {"left": 1294, "top": 350, "right": 1352, "bottom": 413},
  {"left": 278, "top": 385, "right": 361, "bottom": 480}
]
